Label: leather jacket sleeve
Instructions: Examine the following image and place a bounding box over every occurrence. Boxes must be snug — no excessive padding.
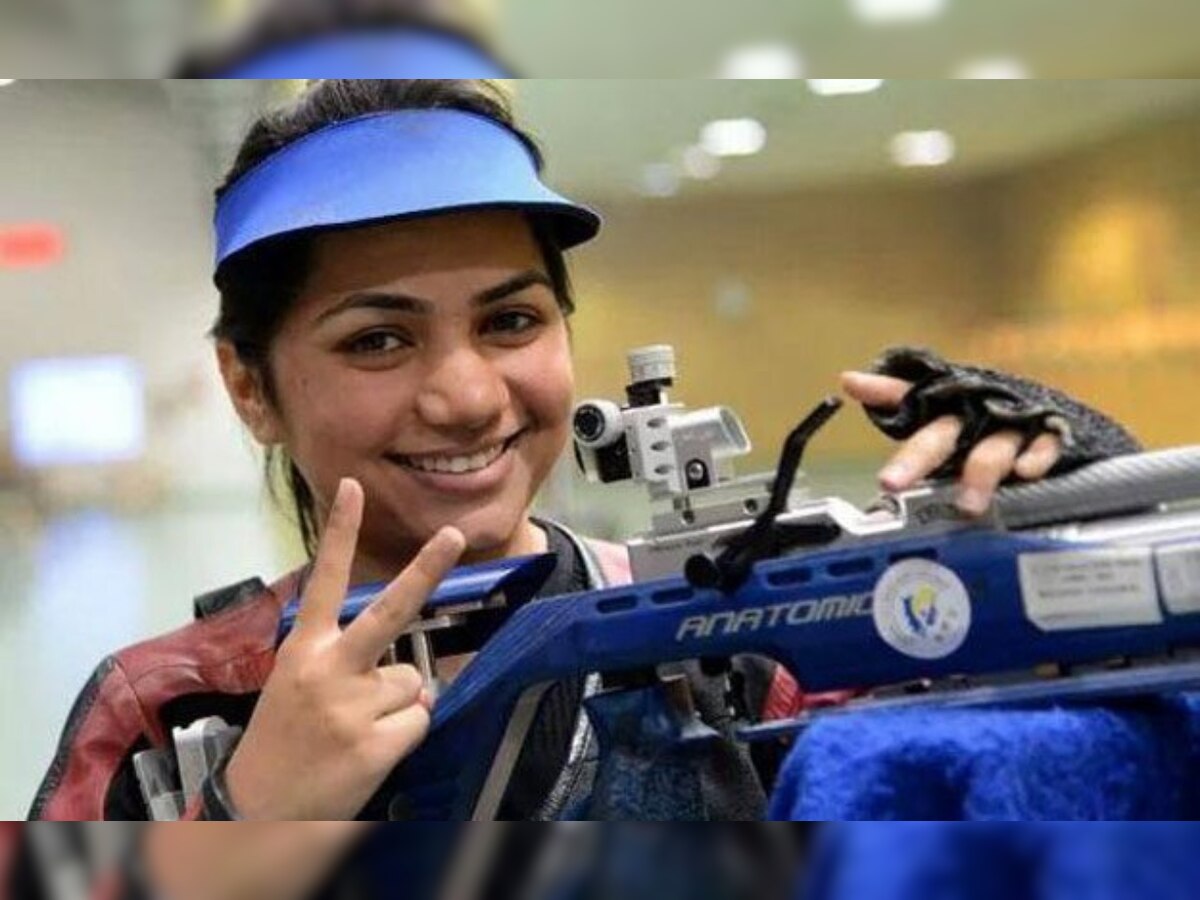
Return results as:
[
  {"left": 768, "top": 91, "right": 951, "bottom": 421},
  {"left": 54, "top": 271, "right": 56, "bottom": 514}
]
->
[{"left": 28, "top": 659, "right": 149, "bottom": 821}]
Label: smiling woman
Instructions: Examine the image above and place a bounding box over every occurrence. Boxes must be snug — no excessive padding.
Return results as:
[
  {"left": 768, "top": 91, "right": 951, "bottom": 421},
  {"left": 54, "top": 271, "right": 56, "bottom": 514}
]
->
[
  {"left": 27, "top": 78, "right": 693, "bottom": 828},
  {"left": 28, "top": 79, "right": 1139, "bottom": 835},
  {"left": 210, "top": 79, "right": 582, "bottom": 557},
  {"left": 220, "top": 211, "right": 577, "bottom": 584}
]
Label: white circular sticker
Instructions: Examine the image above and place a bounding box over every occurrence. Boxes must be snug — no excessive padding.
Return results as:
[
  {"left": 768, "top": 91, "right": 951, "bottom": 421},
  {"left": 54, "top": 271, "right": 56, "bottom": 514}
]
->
[{"left": 872, "top": 559, "right": 972, "bottom": 660}]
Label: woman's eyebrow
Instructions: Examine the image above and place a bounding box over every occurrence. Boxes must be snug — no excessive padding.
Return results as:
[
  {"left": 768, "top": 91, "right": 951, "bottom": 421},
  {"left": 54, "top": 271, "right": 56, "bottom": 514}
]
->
[
  {"left": 317, "top": 270, "right": 552, "bottom": 323},
  {"left": 317, "top": 291, "right": 432, "bottom": 322},
  {"left": 473, "top": 270, "right": 554, "bottom": 306}
]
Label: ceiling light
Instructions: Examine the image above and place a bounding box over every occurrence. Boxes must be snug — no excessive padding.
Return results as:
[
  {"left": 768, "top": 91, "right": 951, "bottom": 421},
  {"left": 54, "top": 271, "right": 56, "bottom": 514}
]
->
[
  {"left": 639, "top": 163, "right": 680, "bottom": 198},
  {"left": 700, "top": 119, "right": 767, "bottom": 158},
  {"left": 714, "top": 279, "right": 753, "bottom": 320},
  {"left": 954, "top": 58, "right": 1030, "bottom": 79},
  {"left": 849, "top": 0, "right": 946, "bottom": 25},
  {"left": 681, "top": 145, "right": 722, "bottom": 180},
  {"left": 890, "top": 130, "right": 956, "bottom": 167},
  {"left": 719, "top": 43, "right": 805, "bottom": 79},
  {"left": 807, "top": 79, "right": 884, "bottom": 96}
]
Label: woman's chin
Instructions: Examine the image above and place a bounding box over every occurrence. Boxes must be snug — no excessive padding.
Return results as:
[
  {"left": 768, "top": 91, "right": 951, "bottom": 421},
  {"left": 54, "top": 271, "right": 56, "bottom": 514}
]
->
[
  {"left": 452, "top": 513, "right": 540, "bottom": 563},
  {"left": 362, "top": 505, "right": 537, "bottom": 571}
]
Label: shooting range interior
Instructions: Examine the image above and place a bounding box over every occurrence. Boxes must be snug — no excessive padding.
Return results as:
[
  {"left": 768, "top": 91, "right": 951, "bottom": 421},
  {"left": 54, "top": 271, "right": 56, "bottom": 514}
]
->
[{"left": 3, "top": 1, "right": 1200, "bottom": 821}]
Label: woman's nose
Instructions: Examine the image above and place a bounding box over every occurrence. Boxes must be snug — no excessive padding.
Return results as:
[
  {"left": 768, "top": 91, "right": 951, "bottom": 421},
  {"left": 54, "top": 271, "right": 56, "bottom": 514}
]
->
[{"left": 415, "top": 348, "right": 509, "bottom": 431}]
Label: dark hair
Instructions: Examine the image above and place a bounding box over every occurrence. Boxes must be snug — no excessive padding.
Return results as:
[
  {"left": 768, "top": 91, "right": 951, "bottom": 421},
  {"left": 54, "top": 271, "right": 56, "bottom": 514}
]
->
[
  {"left": 174, "top": 2, "right": 516, "bottom": 79},
  {"left": 211, "top": 79, "right": 576, "bottom": 556}
]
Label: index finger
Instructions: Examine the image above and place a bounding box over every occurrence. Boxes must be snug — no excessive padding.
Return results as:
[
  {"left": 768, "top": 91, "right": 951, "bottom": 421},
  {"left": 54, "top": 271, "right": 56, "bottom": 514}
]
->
[
  {"left": 293, "top": 478, "right": 364, "bottom": 636},
  {"left": 340, "top": 526, "right": 467, "bottom": 670},
  {"left": 840, "top": 371, "right": 912, "bottom": 410}
]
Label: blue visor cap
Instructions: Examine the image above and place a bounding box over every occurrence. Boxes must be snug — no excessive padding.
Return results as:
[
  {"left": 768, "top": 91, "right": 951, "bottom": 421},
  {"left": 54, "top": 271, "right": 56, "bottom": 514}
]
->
[
  {"left": 214, "top": 109, "right": 601, "bottom": 276},
  {"left": 219, "top": 28, "right": 513, "bottom": 79}
]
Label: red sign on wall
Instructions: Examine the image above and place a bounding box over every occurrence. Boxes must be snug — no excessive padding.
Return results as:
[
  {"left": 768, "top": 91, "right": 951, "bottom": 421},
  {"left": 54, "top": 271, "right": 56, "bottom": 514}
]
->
[{"left": 0, "top": 224, "right": 65, "bottom": 268}]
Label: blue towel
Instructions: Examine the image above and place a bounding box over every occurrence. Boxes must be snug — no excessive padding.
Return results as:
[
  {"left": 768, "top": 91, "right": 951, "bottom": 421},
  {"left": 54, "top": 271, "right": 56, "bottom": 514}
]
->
[
  {"left": 802, "top": 823, "right": 1200, "bottom": 900},
  {"left": 769, "top": 695, "right": 1200, "bottom": 820}
]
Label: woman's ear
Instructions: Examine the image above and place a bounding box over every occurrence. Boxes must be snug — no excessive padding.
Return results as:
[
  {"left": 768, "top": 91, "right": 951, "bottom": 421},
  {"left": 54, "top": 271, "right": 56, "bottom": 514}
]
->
[{"left": 216, "top": 340, "right": 285, "bottom": 446}]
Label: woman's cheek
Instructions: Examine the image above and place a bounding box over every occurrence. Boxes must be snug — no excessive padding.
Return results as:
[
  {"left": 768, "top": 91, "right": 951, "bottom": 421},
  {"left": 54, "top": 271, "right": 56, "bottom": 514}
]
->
[
  {"left": 316, "top": 367, "right": 400, "bottom": 426},
  {"left": 532, "top": 341, "right": 575, "bottom": 422}
]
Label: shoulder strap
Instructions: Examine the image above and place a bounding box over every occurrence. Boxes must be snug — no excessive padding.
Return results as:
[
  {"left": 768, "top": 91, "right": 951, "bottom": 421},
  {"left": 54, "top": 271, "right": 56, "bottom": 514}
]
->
[{"left": 540, "top": 519, "right": 633, "bottom": 589}]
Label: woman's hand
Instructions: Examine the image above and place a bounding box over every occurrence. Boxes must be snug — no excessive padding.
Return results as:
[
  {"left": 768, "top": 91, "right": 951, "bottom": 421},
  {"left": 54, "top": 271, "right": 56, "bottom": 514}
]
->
[
  {"left": 225, "top": 477, "right": 465, "bottom": 820},
  {"left": 841, "top": 371, "right": 1063, "bottom": 515}
]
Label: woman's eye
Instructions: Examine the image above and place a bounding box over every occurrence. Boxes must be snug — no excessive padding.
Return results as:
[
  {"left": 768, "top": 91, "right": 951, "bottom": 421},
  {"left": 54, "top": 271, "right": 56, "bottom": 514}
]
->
[
  {"left": 486, "top": 310, "right": 540, "bottom": 335},
  {"left": 343, "top": 331, "right": 409, "bottom": 355}
]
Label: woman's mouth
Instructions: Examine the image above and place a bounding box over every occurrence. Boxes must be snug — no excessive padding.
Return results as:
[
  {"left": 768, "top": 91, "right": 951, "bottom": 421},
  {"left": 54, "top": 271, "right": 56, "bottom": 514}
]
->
[{"left": 387, "top": 430, "right": 525, "bottom": 477}]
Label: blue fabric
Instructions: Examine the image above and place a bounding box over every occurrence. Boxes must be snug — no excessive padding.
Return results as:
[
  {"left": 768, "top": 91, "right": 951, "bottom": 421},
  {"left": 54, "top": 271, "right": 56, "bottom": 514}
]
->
[
  {"left": 221, "top": 29, "right": 511, "bottom": 79},
  {"left": 214, "top": 109, "right": 601, "bottom": 273},
  {"left": 803, "top": 823, "right": 1200, "bottom": 900},
  {"left": 769, "top": 695, "right": 1200, "bottom": 820},
  {"left": 579, "top": 685, "right": 719, "bottom": 820}
]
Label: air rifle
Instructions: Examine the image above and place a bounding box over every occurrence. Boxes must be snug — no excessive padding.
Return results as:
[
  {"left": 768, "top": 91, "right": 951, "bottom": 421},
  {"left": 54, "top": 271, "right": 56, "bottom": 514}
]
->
[{"left": 277, "top": 346, "right": 1200, "bottom": 820}]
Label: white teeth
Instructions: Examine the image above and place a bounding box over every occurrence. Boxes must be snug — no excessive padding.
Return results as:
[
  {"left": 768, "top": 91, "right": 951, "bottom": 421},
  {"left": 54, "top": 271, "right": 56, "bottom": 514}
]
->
[{"left": 401, "top": 441, "right": 508, "bottom": 475}]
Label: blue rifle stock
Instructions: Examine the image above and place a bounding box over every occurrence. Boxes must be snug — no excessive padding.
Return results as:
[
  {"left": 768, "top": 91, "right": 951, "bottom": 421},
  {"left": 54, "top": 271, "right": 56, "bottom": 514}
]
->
[{"left": 277, "top": 446, "right": 1200, "bottom": 820}]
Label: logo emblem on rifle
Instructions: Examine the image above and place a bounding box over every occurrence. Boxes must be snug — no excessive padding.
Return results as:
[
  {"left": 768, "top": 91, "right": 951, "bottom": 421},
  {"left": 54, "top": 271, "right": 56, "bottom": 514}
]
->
[{"left": 873, "top": 559, "right": 971, "bottom": 660}]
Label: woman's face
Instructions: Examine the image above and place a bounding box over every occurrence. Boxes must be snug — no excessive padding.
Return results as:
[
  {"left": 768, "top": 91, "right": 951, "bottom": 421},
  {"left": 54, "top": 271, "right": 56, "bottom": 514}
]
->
[{"left": 252, "top": 210, "right": 574, "bottom": 578}]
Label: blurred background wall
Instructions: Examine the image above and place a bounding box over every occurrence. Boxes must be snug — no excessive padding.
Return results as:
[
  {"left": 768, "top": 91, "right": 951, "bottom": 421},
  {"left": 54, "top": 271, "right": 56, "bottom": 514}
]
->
[
  {"left": 567, "top": 95, "right": 1200, "bottom": 465},
  {"left": 0, "top": 81, "right": 288, "bottom": 820},
  {"left": 2, "top": 7, "right": 1200, "bottom": 820}
]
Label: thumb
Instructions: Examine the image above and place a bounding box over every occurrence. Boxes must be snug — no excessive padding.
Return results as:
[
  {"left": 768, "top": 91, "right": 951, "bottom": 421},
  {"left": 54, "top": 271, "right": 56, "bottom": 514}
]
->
[{"left": 840, "top": 371, "right": 912, "bottom": 409}]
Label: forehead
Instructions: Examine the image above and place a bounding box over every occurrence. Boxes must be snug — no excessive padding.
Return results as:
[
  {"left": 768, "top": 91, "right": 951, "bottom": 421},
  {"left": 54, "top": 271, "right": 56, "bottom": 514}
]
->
[{"left": 303, "top": 209, "right": 543, "bottom": 299}]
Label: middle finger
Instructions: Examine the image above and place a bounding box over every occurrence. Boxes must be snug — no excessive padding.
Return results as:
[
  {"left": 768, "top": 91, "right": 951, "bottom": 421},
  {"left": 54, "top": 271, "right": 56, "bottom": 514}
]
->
[
  {"left": 340, "top": 526, "right": 466, "bottom": 670},
  {"left": 957, "top": 430, "right": 1026, "bottom": 515},
  {"left": 879, "top": 415, "right": 964, "bottom": 491}
]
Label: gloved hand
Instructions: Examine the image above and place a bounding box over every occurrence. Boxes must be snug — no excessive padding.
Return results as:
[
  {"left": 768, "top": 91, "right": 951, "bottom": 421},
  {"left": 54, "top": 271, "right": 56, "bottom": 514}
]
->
[{"left": 841, "top": 346, "right": 1141, "bottom": 516}]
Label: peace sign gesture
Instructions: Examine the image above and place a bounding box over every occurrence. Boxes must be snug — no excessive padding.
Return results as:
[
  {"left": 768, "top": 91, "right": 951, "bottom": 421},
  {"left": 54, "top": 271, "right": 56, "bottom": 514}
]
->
[{"left": 225, "top": 478, "right": 465, "bottom": 820}]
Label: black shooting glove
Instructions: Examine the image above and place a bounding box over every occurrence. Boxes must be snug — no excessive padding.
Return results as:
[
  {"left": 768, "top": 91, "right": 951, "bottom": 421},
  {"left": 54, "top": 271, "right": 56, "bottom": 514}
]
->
[{"left": 864, "top": 346, "right": 1141, "bottom": 481}]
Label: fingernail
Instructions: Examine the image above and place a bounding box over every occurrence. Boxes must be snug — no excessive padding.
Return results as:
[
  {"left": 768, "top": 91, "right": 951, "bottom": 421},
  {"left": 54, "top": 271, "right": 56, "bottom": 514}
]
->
[
  {"left": 879, "top": 463, "right": 910, "bottom": 489},
  {"left": 332, "top": 478, "right": 351, "bottom": 509},
  {"left": 418, "top": 687, "right": 434, "bottom": 710},
  {"left": 957, "top": 487, "right": 989, "bottom": 515}
]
